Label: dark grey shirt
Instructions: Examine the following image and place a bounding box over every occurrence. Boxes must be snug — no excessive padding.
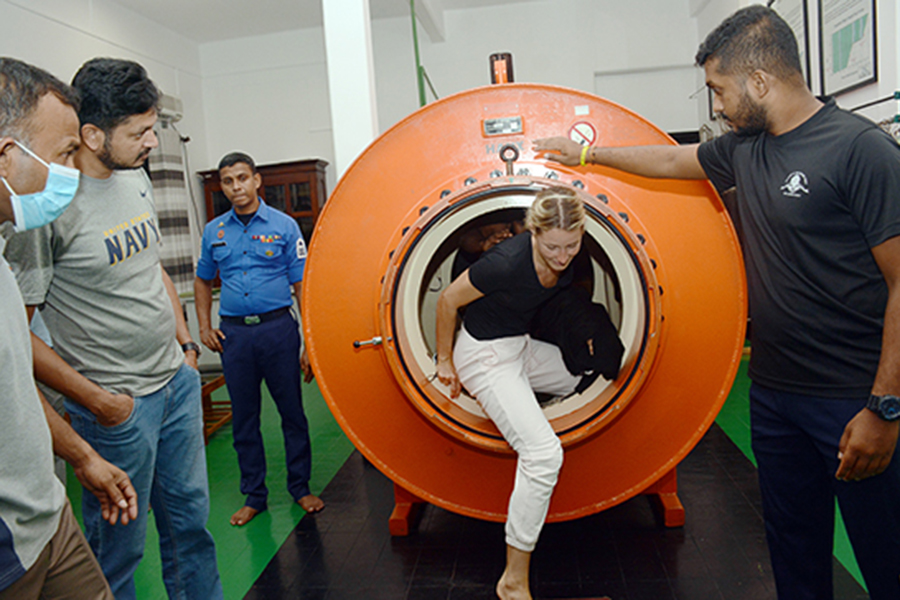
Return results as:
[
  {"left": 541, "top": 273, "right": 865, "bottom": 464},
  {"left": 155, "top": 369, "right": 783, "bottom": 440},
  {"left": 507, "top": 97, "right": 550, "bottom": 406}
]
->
[{"left": 698, "top": 100, "right": 900, "bottom": 397}]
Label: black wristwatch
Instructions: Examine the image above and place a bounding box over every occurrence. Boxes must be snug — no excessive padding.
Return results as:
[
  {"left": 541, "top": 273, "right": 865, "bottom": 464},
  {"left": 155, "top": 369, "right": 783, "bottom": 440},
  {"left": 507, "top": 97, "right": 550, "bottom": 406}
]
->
[
  {"left": 866, "top": 394, "right": 900, "bottom": 421},
  {"left": 182, "top": 341, "right": 202, "bottom": 357}
]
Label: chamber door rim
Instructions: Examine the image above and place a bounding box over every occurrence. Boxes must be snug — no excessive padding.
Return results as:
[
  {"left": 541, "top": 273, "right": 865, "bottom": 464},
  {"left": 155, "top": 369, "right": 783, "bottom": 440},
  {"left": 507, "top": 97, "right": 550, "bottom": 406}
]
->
[{"left": 384, "top": 180, "right": 658, "bottom": 447}]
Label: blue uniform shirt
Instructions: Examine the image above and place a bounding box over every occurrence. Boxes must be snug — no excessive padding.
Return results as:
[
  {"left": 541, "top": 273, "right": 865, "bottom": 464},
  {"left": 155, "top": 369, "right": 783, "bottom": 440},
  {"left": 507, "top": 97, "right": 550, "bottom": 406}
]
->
[{"left": 197, "top": 199, "right": 307, "bottom": 317}]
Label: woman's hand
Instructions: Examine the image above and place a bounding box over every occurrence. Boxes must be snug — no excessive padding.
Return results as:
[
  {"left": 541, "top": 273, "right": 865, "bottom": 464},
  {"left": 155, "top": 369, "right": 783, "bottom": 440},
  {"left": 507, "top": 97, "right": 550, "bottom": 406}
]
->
[
  {"left": 436, "top": 358, "right": 462, "bottom": 398},
  {"left": 435, "top": 271, "right": 483, "bottom": 400}
]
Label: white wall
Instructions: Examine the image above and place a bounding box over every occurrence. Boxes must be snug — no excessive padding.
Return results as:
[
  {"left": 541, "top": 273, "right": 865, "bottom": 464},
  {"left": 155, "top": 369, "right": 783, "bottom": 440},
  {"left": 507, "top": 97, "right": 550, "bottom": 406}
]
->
[
  {"left": 199, "top": 0, "right": 703, "bottom": 197},
  {"left": 693, "top": 0, "right": 899, "bottom": 128},
  {"left": 374, "top": 0, "right": 701, "bottom": 133},
  {"left": 199, "top": 28, "right": 334, "bottom": 185},
  {"left": 0, "top": 0, "right": 209, "bottom": 184}
]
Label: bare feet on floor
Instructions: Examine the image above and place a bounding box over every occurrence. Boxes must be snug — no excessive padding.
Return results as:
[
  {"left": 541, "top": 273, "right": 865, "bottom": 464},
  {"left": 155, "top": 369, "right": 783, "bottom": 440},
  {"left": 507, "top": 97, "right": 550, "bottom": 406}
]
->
[
  {"left": 230, "top": 505, "right": 261, "bottom": 526},
  {"left": 298, "top": 494, "right": 325, "bottom": 513},
  {"left": 496, "top": 572, "right": 531, "bottom": 600}
]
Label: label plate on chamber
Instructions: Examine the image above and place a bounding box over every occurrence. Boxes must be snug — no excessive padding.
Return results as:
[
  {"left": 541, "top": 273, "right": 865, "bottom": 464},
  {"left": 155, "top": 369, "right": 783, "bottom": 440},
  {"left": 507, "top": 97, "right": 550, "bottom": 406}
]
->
[{"left": 483, "top": 116, "right": 523, "bottom": 137}]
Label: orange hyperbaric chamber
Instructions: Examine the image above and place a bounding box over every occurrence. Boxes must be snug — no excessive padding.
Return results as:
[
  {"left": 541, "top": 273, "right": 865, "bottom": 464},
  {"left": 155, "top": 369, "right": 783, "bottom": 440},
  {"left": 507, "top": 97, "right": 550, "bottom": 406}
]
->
[{"left": 302, "top": 83, "right": 746, "bottom": 528}]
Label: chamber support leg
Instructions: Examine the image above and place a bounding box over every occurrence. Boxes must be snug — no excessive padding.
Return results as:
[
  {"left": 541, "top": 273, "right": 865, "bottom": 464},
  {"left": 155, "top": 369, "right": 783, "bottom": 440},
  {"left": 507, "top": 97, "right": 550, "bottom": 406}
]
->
[
  {"left": 389, "top": 483, "right": 425, "bottom": 536},
  {"left": 644, "top": 467, "right": 685, "bottom": 527}
]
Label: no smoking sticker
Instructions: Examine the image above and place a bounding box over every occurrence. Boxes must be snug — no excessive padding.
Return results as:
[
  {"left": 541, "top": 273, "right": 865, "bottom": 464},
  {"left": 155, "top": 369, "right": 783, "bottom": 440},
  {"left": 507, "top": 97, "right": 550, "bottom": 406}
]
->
[{"left": 568, "top": 121, "right": 596, "bottom": 146}]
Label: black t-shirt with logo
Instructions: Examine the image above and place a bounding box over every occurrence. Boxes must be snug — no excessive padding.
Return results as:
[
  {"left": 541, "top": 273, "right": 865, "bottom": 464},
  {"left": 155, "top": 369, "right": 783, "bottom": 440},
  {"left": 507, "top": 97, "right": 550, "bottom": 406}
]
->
[
  {"left": 698, "top": 99, "right": 900, "bottom": 397},
  {"left": 464, "top": 232, "right": 574, "bottom": 340}
]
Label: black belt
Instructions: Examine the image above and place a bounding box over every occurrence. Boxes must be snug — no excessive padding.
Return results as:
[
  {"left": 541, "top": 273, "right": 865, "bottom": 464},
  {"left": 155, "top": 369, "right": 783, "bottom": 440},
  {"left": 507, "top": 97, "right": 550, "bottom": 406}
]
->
[{"left": 220, "top": 307, "right": 291, "bottom": 326}]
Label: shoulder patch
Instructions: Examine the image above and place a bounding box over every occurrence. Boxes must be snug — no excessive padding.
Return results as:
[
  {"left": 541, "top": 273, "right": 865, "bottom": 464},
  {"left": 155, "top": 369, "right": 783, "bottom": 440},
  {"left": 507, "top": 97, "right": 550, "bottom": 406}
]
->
[{"left": 296, "top": 237, "right": 307, "bottom": 260}]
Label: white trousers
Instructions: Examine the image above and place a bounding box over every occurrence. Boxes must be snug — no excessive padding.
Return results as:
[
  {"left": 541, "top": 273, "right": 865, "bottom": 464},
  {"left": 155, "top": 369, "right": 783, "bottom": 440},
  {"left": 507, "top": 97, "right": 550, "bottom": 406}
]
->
[{"left": 454, "top": 327, "right": 580, "bottom": 551}]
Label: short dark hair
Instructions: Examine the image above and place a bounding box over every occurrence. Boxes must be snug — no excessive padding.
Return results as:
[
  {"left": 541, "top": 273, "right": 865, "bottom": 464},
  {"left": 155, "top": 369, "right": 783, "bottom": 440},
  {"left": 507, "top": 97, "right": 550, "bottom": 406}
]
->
[
  {"left": 218, "top": 152, "right": 257, "bottom": 174},
  {"left": 695, "top": 5, "right": 803, "bottom": 82},
  {"left": 71, "top": 58, "right": 159, "bottom": 134},
  {"left": 0, "top": 57, "right": 80, "bottom": 143}
]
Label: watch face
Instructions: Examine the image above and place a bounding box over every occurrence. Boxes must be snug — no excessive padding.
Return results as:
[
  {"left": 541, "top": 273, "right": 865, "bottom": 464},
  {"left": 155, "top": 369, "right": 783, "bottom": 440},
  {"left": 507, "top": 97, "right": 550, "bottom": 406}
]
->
[{"left": 883, "top": 397, "right": 900, "bottom": 420}]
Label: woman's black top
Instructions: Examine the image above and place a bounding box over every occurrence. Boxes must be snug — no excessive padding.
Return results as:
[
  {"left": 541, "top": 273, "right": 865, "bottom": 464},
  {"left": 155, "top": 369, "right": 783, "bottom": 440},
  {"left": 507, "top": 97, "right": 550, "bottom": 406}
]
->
[{"left": 463, "top": 232, "right": 573, "bottom": 340}]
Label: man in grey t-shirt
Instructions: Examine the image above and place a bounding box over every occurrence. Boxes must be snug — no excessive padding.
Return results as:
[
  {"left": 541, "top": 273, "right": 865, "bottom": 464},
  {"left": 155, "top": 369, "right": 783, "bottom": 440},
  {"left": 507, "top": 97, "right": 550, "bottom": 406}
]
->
[{"left": 5, "top": 58, "right": 222, "bottom": 600}]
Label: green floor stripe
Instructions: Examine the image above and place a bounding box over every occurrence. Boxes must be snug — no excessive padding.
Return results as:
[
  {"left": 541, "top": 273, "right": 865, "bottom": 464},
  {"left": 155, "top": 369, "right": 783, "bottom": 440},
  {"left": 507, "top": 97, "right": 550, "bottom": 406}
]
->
[
  {"left": 67, "top": 378, "right": 354, "bottom": 600},
  {"left": 715, "top": 357, "right": 866, "bottom": 591}
]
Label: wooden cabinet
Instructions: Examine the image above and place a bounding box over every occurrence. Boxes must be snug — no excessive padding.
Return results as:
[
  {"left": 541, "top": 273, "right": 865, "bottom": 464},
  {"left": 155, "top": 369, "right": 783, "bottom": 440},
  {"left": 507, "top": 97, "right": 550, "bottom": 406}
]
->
[{"left": 199, "top": 159, "right": 327, "bottom": 242}]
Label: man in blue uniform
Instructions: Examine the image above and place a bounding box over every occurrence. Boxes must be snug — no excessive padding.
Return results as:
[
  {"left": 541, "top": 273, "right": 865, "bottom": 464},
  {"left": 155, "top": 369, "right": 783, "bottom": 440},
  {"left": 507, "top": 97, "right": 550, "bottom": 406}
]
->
[{"left": 195, "top": 152, "right": 324, "bottom": 526}]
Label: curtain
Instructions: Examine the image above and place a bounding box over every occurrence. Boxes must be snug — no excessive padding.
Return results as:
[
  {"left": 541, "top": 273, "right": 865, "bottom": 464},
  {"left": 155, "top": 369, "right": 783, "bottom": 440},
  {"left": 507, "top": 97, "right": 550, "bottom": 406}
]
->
[{"left": 148, "top": 122, "right": 199, "bottom": 295}]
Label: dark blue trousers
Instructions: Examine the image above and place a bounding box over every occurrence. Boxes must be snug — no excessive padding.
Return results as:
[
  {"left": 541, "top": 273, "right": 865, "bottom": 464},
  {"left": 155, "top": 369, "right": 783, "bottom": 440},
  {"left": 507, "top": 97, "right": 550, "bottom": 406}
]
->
[
  {"left": 750, "top": 383, "right": 900, "bottom": 600},
  {"left": 220, "top": 312, "right": 312, "bottom": 510}
]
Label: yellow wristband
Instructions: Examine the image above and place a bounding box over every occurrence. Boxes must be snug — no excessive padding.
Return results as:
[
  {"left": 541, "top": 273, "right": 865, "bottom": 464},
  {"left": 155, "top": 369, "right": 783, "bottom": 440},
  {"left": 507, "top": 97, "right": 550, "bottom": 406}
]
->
[{"left": 580, "top": 145, "right": 591, "bottom": 166}]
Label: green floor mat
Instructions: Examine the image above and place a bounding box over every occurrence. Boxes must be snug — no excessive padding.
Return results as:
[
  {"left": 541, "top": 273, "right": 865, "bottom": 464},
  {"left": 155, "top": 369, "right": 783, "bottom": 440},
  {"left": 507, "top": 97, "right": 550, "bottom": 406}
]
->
[{"left": 67, "top": 378, "right": 354, "bottom": 600}]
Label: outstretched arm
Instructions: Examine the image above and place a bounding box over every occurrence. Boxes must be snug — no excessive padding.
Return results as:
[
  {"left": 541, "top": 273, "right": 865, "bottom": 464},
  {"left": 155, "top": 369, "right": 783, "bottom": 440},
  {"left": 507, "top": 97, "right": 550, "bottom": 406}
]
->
[{"left": 533, "top": 137, "right": 707, "bottom": 180}]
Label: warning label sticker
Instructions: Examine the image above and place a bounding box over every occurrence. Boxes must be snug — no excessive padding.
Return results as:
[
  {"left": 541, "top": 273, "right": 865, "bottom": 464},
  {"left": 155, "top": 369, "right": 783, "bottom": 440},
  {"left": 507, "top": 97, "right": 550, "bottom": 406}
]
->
[{"left": 568, "top": 121, "right": 596, "bottom": 146}]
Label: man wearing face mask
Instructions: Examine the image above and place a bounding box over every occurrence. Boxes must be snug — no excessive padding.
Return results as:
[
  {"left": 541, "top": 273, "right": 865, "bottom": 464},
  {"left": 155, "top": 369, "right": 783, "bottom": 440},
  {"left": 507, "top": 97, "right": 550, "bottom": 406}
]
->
[
  {"left": 4, "top": 58, "right": 222, "bottom": 600},
  {"left": 0, "top": 56, "right": 140, "bottom": 600}
]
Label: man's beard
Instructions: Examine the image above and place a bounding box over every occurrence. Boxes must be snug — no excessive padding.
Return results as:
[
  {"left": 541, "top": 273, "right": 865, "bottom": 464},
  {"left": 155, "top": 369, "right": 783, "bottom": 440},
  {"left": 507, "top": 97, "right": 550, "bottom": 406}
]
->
[
  {"left": 725, "top": 92, "right": 768, "bottom": 138},
  {"left": 98, "top": 139, "right": 151, "bottom": 170}
]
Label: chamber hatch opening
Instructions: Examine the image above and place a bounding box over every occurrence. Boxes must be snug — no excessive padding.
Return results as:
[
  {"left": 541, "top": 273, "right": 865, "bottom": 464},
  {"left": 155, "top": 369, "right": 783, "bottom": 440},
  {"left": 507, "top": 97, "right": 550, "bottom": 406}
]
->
[{"left": 387, "top": 183, "right": 655, "bottom": 443}]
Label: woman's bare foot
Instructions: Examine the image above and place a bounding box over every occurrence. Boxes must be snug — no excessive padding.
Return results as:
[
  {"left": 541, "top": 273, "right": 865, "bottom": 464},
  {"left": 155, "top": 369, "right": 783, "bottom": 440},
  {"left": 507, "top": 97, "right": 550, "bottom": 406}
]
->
[
  {"left": 297, "top": 494, "right": 324, "bottom": 513},
  {"left": 230, "top": 505, "right": 261, "bottom": 526},
  {"left": 496, "top": 545, "right": 532, "bottom": 599},
  {"left": 496, "top": 570, "right": 532, "bottom": 600}
]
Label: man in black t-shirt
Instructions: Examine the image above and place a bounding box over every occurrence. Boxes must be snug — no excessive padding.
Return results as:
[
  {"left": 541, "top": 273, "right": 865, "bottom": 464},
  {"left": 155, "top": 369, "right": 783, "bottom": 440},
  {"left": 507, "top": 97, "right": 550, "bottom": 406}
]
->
[{"left": 535, "top": 6, "right": 900, "bottom": 600}]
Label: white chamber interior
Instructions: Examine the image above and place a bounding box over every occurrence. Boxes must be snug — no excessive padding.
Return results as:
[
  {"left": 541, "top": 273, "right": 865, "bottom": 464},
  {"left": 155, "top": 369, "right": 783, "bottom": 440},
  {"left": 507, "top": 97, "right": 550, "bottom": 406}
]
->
[{"left": 393, "top": 189, "right": 648, "bottom": 421}]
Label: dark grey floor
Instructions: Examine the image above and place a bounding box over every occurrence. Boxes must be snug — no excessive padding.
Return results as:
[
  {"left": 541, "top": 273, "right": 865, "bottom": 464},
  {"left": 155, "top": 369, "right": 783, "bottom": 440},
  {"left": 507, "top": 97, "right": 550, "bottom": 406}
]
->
[{"left": 245, "top": 425, "right": 868, "bottom": 600}]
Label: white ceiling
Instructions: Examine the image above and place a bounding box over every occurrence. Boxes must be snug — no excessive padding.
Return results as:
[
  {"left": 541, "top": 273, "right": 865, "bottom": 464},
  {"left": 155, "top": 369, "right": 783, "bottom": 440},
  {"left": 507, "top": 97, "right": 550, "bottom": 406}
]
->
[{"left": 107, "top": 0, "right": 534, "bottom": 44}]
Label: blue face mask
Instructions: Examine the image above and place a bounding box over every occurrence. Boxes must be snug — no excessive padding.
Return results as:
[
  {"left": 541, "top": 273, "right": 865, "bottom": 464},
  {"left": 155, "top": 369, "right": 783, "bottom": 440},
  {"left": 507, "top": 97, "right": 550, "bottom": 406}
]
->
[{"left": 2, "top": 140, "right": 80, "bottom": 232}]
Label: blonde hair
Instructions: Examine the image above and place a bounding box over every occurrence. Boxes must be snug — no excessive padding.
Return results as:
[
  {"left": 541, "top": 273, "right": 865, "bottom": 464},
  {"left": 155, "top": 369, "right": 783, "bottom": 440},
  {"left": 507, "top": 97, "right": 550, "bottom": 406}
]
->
[{"left": 525, "top": 186, "right": 586, "bottom": 235}]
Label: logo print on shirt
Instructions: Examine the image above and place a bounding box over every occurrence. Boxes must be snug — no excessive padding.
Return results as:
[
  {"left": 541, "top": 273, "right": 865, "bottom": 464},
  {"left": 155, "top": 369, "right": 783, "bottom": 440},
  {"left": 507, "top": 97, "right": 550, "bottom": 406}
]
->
[
  {"left": 780, "top": 171, "right": 809, "bottom": 198},
  {"left": 103, "top": 212, "right": 161, "bottom": 265}
]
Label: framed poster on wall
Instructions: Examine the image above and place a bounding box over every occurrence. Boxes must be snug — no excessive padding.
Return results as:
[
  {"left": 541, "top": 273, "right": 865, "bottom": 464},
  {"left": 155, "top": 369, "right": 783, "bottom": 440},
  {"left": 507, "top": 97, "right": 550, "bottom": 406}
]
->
[
  {"left": 818, "top": 0, "right": 877, "bottom": 95},
  {"left": 769, "top": 0, "right": 812, "bottom": 89}
]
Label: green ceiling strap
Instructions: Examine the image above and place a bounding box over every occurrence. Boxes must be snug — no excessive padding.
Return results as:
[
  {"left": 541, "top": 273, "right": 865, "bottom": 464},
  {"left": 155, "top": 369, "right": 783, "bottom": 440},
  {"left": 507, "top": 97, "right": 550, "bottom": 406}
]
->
[{"left": 411, "top": 0, "right": 427, "bottom": 107}]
